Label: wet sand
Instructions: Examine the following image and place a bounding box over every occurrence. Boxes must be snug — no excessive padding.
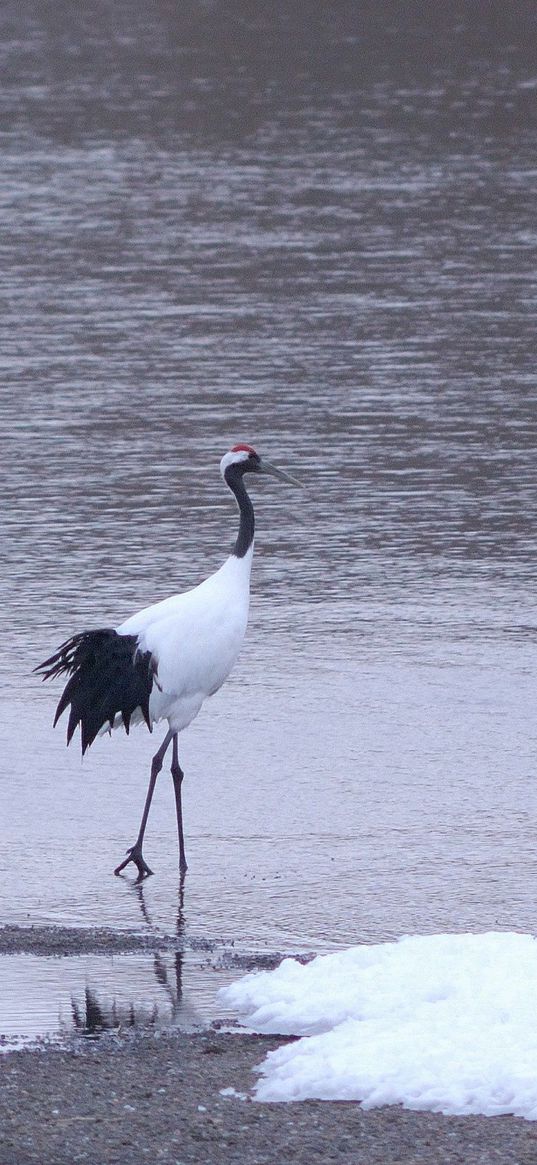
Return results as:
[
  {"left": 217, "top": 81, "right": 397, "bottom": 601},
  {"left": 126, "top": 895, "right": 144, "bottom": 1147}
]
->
[
  {"left": 0, "top": 923, "right": 289, "bottom": 967},
  {"left": 2, "top": 928, "right": 537, "bottom": 1165},
  {"left": 0, "top": 925, "right": 179, "bottom": 958}
]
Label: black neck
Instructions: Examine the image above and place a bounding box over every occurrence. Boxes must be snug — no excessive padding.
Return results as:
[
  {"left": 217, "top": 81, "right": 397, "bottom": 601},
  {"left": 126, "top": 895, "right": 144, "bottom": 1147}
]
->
[{"left": 224, "top": 465, "right": 255, "bottom": 558}]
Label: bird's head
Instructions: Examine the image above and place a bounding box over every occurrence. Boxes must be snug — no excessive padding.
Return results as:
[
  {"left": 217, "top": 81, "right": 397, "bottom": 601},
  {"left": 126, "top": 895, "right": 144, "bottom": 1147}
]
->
[{"left": 220, "top": 444, "right": 300, "bottom": 485}]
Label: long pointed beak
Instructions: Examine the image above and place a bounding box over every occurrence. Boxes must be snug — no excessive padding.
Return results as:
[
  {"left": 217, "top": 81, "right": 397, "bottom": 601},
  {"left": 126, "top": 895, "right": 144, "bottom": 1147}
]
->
[{"left": 258, "top": 459, "right": 302, "bottom": 486}]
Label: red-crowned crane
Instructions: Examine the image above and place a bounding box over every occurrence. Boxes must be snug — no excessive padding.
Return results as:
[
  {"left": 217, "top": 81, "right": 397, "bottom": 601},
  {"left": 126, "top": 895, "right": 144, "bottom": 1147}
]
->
[{"left": 36, "top": 445, "right": 299, "bottom": 880}]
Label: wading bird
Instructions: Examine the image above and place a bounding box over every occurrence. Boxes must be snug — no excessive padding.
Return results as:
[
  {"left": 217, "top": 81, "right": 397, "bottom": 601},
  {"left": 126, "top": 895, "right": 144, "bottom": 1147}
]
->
[{"left": 36, "top": 445, "right": 299, "bottom": 879}]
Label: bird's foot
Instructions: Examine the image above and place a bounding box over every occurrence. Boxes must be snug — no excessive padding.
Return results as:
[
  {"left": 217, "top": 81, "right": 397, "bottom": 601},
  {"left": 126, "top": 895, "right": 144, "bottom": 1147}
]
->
[{"left": 114, "top": 844, "right": 154, "bottom": 880}]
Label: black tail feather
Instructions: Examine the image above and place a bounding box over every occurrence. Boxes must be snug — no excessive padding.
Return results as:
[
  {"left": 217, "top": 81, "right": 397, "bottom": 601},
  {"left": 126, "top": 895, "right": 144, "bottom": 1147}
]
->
[{"left": 36, "top": 629, "right": 156, "bottom": 753}]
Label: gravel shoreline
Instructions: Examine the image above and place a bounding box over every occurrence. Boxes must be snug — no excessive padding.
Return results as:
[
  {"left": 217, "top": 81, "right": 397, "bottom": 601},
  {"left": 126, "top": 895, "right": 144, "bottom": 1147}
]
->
[
  {"left": 2, "top": 925, "right": 537, "bottom": 1163},
  {"left": 2, "top": 1030, "right": 537, "bottom": 1165}
]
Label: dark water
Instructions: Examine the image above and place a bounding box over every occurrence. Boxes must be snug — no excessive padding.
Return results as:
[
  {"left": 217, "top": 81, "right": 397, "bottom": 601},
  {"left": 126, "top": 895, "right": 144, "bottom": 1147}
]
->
[{"left": 2, "top": 0, "right": 537, "bottom": 1045}]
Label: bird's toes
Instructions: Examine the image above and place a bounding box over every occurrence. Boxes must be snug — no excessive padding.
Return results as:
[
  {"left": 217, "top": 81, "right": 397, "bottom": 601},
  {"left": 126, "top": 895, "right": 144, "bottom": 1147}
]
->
[
  {"left": 113, "top": 844, "right": 153, "bottom": 879},
  {"left": 113, "top": 848, "right": 136, "bottom": 876}
]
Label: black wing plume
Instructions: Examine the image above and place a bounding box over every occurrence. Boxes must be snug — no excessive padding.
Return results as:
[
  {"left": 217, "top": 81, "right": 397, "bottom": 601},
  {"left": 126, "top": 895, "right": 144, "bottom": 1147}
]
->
[{"left": 35, "top": 629, "right": 156, "bottom": 753}]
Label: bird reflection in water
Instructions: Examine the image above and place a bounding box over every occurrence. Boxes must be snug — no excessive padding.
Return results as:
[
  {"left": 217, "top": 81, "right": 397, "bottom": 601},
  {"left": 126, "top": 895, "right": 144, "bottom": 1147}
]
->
[
  {"left": 70, "top": 875, "right": 188, "bottom": 1038},
  {"left": 71, "top": 987, "right": 153, "bottom": 1038}
]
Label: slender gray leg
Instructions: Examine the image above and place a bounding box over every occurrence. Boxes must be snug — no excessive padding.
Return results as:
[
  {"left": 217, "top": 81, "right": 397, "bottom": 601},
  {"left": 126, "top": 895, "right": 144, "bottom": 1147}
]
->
[
  {"left": 114, "top": 729, "right": 174, "bottom": 879},
  {"left": 170, "top": 734, "right": 188, "bottom": 873}
]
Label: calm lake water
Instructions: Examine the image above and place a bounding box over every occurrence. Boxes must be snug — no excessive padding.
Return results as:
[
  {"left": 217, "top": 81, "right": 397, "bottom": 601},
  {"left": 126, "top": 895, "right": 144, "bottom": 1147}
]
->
[{"left": 2, "top": 1, "right": 537, "bottom": 1044}]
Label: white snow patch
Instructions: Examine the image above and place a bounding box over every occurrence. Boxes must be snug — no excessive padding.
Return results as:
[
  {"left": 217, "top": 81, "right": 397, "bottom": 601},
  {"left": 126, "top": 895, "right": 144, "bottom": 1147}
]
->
[{"left": 219, "top": 932, "right": 537, "bottom": 1116}]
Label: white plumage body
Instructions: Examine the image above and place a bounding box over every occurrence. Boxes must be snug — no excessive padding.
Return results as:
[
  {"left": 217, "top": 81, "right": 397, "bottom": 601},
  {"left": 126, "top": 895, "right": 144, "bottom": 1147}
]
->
[{"left": 116, "top": 546, "right": 253, "bottom": 733}]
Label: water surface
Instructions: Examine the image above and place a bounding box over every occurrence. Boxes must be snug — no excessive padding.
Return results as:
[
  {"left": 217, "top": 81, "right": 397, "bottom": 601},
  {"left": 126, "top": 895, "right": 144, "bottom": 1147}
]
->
[{"left": 2, "top": 1, "right": 537, "bottom": 1041}]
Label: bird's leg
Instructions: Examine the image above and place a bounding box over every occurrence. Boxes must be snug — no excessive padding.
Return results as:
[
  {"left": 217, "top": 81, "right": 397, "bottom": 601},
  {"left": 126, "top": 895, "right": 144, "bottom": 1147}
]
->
[
  {"left": 171, "top": 734, "right": 188, "bottom": 873},
  {"left": 114, "top": 730, "right": 174, "bottom": 879}
]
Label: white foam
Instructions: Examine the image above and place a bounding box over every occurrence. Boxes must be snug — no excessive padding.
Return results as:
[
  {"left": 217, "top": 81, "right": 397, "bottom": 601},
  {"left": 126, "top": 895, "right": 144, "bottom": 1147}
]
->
[{"left": 220, "top": 932, "right": 537, "bottom": 1116}]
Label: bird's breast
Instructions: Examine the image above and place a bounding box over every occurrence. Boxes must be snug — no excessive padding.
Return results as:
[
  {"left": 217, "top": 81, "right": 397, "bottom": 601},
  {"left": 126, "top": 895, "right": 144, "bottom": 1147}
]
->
[
  {"left": 142, "top": 591, "right": 249, "bottom": 704},
  {"left": 118, "top": 550, "right": 253, "bottom": 731}
]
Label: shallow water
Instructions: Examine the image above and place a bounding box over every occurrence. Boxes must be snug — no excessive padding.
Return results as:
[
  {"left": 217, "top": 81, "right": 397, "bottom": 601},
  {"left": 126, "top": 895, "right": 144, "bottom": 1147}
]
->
[
  {"left": 2, "top": 2, "right": 537, "bottom": 1044},
  {"left": 0, "top": 950, "right": 242, "bottom": 1050}
]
